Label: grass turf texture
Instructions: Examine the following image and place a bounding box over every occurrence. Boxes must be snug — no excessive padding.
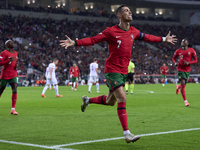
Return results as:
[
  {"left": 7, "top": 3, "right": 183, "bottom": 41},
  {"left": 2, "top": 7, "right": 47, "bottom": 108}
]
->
[{"left": 0, "top": 83, "right": 200, "bottom": 150}]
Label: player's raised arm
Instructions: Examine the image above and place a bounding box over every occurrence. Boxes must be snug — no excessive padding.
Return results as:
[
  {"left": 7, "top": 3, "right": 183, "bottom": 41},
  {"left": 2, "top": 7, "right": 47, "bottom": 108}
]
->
[
  {"left": 60, "top": 28, "right": 110, "bottom": 48},
  {"left": 136, "top": 30, "right": 177, "bottom": 45}
]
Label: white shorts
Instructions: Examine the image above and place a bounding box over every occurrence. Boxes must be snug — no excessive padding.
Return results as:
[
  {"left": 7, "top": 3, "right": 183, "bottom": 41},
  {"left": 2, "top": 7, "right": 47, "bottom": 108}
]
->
[
  {"left": 46, "top": 78, "right": 58, "bottom": 85},
  {"left": 89, "top": 76, "right": 98, "bottom": 83}
]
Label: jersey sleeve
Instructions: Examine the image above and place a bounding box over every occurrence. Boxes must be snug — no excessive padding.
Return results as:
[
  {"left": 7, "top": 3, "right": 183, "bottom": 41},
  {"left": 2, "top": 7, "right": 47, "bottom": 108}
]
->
[
  {"left": 78, "top": 68, "right": 80, "bottom": 77},
  {"left": 0, "top": 51, "right": 5, "bottom": 61},
  {"left": 0, "top": 51, "right": 9, "bottom": 66},
  {"left": 172, "top": 50, "right": 179, "bottom": 63},
  {"left": 132, "top": 63, "right": 135, "bottom": 68},
  {"left": 76, "top": 27, "right": 111, "bottom": 46},
  {"left": 69, "top": 67, "right": 72, "bottom": 74},
  {"left": 49, "top": 64, "right": 55, "bottom": 70},
  {"left": 189, "top": 49, "right": 197, "bottom": 64},
  {"left": 134, "top": 28, "right": 162, "bottom": 42},
  {"left": 96, "top": 64, "right": 98, "bottom": 69}
]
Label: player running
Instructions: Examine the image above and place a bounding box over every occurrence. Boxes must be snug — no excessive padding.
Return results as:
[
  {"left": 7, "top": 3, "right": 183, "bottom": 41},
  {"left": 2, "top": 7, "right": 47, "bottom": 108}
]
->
[
  {"left": 88, "top": 58, "right": 100, "bottom": 93},
  {"left": 172, "top": 39, "right": 197, "bottom": 107},
  {"left": 160, "top": 63, "right": 169, "bottom": 86},
  {"left": 69, "top": 63, "right": 80, "bottom": 91},
  {"left": 41, "top": 58, "right": 62, "bottom": 98},
  {"left": 0, "top": 40, "right": 18, "bottom": 115},
  {"left": 60, "top": 5, "right": 177, "bottom": 143},
  {"left": 125, "top": 61, "right": 135, "bottom": 94}
]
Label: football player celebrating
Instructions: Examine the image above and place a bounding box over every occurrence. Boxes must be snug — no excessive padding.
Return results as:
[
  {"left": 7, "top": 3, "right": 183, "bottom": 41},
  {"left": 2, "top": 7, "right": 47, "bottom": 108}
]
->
[
  {"left": 0, "top": 40, "right": 18, "bottom": 115},
  {"left": 173, "top": 39, "right": 197, "bottom": 107},
  {"left": 60, "top": 5, "right": 177, "bottom": 143}
]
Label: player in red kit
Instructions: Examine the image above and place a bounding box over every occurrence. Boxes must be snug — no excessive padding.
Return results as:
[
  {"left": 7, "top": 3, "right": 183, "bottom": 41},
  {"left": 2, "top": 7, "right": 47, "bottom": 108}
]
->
[
  {"left": 0, "top": 40, "right": 18, "bottom": 115},
  {"left": 172, "top": 39, "right": 197, "bottom": 107},
  {"left": 60, "top": 5, "right": 177, "bottom": 143},
  {"left": 160, "top": 63, "right": 169, "bottom": 86},
  {"left": 69, "top": 63, "right": 80, "bottom": 91}
]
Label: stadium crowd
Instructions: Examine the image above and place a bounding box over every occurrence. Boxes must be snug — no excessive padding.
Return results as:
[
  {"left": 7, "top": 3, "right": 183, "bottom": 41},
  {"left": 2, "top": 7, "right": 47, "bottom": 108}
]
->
[
  {"left": 0, "top": 14, "right": 200, "bottom": 85},
  {"left": 2, "top": 4, "right": 178, "bottom": 22}
]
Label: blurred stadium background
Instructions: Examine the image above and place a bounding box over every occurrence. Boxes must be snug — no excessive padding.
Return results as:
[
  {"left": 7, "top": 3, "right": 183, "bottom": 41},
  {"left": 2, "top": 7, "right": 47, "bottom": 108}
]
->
[{"left": 0, "top": 0, "right": 200, "bottom": 86}]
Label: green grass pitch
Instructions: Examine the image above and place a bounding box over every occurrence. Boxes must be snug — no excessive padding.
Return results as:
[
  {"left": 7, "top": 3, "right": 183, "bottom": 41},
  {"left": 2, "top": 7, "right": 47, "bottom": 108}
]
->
[{"left": 0, "top": 83, "right": 200, "bottom": 150}]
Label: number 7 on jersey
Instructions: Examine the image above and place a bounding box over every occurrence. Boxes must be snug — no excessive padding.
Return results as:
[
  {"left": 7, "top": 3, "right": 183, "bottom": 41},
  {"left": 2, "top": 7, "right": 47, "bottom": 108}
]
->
[{"left": 117, "top": 40, "right": 121, "bottom": 49}]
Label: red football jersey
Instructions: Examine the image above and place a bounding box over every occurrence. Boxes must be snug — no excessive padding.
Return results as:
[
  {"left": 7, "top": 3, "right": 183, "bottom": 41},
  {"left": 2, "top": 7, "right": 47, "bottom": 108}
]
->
[
  {"left": 76, "top": 25, "right": 162, "bottom": 74},
  {"left": 160, "top": 66, "right": 168, "bottom": 75},
  {"left": 172, "top": 47, "right": 197, "bottom": 72},
  {"left": 69, "top": 66, "right": 80, "bottom": 78},
  {"left": 0, "top": 50, "right": 18, "bottom": 79}
]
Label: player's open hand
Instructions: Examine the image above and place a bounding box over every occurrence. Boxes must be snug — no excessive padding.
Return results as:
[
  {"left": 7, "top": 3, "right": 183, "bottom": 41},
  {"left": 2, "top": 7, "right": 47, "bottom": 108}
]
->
[
  {"left": 59, "top": 35, "right": 75, "bottom": 49},
  {"left": 8, "top": 57, "right": 15, "bottom": 62},
  {"left": 165, "top": 31, "right": 177, "bottom": 45},
  {"left": 183, "top": 60, "right": 190, "bottom": 65}
]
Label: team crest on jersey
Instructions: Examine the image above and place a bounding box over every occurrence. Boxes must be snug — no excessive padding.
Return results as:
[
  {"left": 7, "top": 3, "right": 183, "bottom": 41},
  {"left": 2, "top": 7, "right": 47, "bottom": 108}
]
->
[
  {"left": 131, "top": 34, "right": 134, "bottom": 39},
  {"left": 188, "top": 52, "right": 190, "bottom": 56},
  {"left": 131, "top": 34, "right": 134, "bottom": 42},
  {"left": 114, "top": 81, "right": 118, "bottom": 85}
]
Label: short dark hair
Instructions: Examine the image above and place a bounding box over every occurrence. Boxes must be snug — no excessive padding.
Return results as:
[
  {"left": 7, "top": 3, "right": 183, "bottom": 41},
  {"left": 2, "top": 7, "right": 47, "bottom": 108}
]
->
[
  {"left": 93, "top": 58, "right": 97, "bottom": 62},
  {"left": 115, "top": 5, "right": 128, "bottom": 16},
  {"left": 53, "top": 58, "right": 58, "bottom": 62}
]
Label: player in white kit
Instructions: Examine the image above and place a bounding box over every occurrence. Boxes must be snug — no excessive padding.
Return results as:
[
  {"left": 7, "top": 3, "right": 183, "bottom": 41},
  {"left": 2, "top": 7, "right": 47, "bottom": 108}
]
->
[
  {"left": 45, "top": 66, "right": 55, "bottom": 90},
  {"left": 88, "top": 58, "right": 100, "bottom": 93},
  {"left": 41, "top": 58, "right": 63, "bottom": 98}
]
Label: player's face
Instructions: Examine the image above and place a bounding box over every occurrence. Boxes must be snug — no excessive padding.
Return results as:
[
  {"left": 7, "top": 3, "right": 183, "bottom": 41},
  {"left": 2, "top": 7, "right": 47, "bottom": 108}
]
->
[
  {"left": 181, "top": 39, "right": 188, "bottom": 48},
  {"left": 73, "top": 64, "right": 76, "bottom": 67},
  {"left": 7, "top": 41, "right": 14, "bottom": 49},
  {"left": 54, "top": 60, "right": 58, "bottom": 65},
  {"left": 163, "top": 63, "right": 166, "bottom": 67},
  {"left": 120, "top": 7, "right": 132, "bottom": 22}
]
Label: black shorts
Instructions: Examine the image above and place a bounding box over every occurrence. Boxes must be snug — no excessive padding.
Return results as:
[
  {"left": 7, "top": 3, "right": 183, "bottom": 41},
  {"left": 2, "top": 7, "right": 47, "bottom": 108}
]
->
[{"left": 126, "top": 73, "right": 134, "bottom": 82}]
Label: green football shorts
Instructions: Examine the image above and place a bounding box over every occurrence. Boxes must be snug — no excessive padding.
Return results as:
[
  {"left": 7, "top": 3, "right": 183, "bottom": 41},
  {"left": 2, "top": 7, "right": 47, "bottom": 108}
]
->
[
  {"left": 177, "top": 71, "right": 190, "bottom": 82},
  {"left": 71, "top": 77, "right": 78, "bottom": 82},
  {"left": 161, "top": 74, "right": 166, "bottom": 78},
  {"left": 0, "top": 77, "right": 18, "bottom": 87},
  {"left": 104, "top": 73, "right": 127, "bottom": 92}
]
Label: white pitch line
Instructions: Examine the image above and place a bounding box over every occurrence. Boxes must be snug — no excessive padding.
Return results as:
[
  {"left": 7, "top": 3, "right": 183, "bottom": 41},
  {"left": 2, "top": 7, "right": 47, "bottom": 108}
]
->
[
  {"left": 0, "top": 140, "right": 76, "bottom": 150},
  {"left": 51, "top": 127, "right": 200, "bottom": 148}
]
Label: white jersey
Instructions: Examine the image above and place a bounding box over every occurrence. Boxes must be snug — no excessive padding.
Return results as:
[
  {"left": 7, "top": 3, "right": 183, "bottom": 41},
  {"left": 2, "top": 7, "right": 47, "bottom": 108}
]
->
[
  {"left": 89, "top": 62, "right": 98, "bottom": 77},
  {"left": 46, "top": 63, "right": 56, "bottom": 79},
  {"left": 45, "top": 67, "right": 50, "bottom": 78}
]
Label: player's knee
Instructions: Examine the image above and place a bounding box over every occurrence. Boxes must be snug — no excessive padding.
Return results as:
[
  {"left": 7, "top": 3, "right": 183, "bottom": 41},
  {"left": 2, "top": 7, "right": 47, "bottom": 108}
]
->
[
  {"left": 118, "top": 96, "right": 127, "bottom": 103},
  {"left": 12, "top": 89, "right": 17, "bottom": 94}
]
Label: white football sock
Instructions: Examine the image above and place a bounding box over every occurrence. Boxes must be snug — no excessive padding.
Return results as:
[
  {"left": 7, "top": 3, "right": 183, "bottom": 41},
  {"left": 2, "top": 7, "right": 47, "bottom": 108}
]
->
[
  {"left": 123, "top": 130, "right": 131, "bottom": 135},
  {"left": 184, "top": 100, "right": 188, "bottom": 103},
  {"left": 49, "top": 84, "right": 51, "bottom": 89},
  {"left": 88, "top": 82, "right": 92, "bottom": 91},
  {"left": 96, "top": 83, "right": 99, "bottom": 91},
  {"left": 42, "top": 85, "right": 49, "bottom": 94},
  {"left": 55, "top": 85, "right": 59, "bottom": 95}
]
